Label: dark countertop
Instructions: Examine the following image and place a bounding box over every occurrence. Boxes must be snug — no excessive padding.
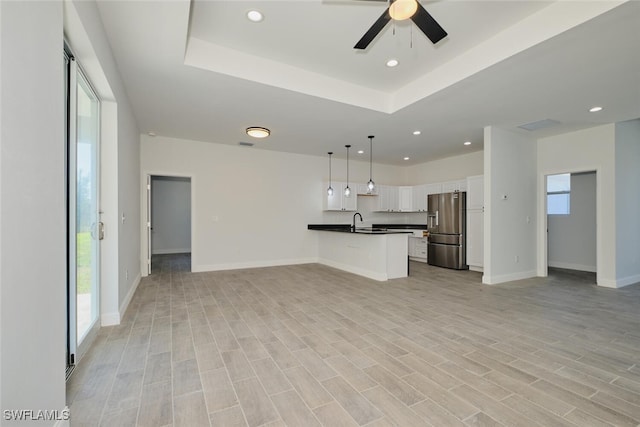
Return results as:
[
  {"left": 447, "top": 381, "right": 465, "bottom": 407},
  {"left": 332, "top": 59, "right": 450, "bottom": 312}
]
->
[
  {"left": 307, "top": 224, "right": 415, "bottom": 235},
  {"left": 372, "top": 224, "right": 428, "bottom": 230}
]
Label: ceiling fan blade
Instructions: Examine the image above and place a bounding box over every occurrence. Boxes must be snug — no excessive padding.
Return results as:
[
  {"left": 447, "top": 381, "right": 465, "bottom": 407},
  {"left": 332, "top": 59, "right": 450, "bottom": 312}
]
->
[
  {"left": 411, "top": 2, "right": 447, "bottom": 44},
  {"left": 354, "top": 9, "right": 392, "bottom": 50}
]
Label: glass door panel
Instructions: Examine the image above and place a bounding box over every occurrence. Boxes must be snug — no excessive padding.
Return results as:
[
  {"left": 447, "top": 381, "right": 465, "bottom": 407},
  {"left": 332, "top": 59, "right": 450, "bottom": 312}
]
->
[{"left": 74, "top": 70, "right": 100, "bottom": 343}]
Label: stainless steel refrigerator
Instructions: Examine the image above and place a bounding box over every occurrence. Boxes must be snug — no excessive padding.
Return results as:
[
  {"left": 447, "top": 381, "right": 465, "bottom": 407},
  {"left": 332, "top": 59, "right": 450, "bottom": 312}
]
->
[{"left": 427, "top": 192, "right": 468, "bottom": 270}]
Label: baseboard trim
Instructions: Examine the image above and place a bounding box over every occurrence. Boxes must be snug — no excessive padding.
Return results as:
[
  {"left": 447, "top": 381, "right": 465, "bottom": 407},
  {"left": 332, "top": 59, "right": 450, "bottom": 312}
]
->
[
  {"left": 469, "top": 265, "right": 484, "bottom": 273},
  {"left": 599, "top": 273, "right": 640, "bottom": 289},
  {"left": 317, "top": 258, "right": 388, "bottom": 281},
  {"left": 152, "top": 248, "right": 191, "bottom": 255},
  {"left": 482, "top": 270, "right": 537, "bottom": 285},
  {"left": 102, "top": 273, "right": 141, "bottom": 326},
  {"left": 192, "top": 258, "right": 317, "bottom": 273},
  {"left": 548, "top": 261, "right": 596, "bottom": 273}
]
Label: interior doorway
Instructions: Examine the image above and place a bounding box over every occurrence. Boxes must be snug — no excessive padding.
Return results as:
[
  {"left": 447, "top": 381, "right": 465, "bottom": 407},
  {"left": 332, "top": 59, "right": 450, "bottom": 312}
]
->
[
  {"left": 146, "top": 175, "right": 192, "bottom": 274},
  {"left": 545, "top": 170, "right": 597, "bottom": 282}
]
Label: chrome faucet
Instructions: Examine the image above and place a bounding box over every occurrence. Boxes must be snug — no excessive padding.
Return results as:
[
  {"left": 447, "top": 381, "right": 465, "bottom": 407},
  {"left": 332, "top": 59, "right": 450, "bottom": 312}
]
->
[{"left": 352, "top": 212, "right": 363, "bottom": 232}]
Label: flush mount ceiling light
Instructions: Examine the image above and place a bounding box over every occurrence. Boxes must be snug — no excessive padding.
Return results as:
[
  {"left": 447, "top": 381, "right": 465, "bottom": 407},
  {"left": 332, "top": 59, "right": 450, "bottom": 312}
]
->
[
  {"left": 386, "top": 59, "right": 399, "bottom": 68},
  {"left": 413, "top": 130, "right": 421, "bottom": 135},
  {"left": 246, "top": 10, "right": 263, "bottom": 22},
  {"left": 464, "top": 141, "right": 471, "bottom": 146},
  {"left": 246, "top": 127, "right": 270, "bottom": 138},
  {"left": 589, "top": 106, "right": 603, "bottom": 112}
]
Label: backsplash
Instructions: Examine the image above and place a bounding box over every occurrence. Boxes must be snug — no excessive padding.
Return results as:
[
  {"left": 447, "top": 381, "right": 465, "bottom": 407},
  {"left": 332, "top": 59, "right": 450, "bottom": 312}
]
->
[{"left": 321, "top": 195, "right": 429, "bottom": 226}]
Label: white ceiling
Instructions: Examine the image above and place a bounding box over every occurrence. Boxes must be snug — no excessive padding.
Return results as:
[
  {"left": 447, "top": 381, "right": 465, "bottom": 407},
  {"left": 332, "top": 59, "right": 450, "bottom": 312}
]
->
[{"left": 96, "top": 0, "right": 640, "bottom": 165}]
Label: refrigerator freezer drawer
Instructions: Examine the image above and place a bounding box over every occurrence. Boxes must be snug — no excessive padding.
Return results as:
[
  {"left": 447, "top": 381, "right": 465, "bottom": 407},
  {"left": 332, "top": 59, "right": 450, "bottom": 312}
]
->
[
  {"left": 428, "top": 242, "right": 468, "bottom": 270},
  {"left": 428, "top": 233, "right": 462, "bottom": 245}
]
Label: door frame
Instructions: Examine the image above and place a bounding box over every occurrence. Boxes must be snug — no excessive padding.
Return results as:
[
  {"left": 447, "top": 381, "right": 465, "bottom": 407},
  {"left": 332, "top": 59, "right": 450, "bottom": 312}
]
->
[
  {"left": 66, "top": 47, "right": 102, "bottom": 371},
  {"left": 537, "top": 167, "right": 599, "bottom": 283},
  {"left": 142, "top": 172, "right": 194, "bottom": 275}
]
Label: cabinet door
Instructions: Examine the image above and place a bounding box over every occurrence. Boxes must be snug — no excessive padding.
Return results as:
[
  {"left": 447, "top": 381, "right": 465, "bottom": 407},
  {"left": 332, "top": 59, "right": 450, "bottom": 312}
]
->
[
  {"left": 441, "top": 181, "right": 459, "bottom": 193},
  {"left": 466, "top": 210, "right": 484, "bottom": 267},
  {"left": 376, "top": 185, "right": 389, "bottom": 211},
  {"left": 424, "top": 183, "right": 442, "bottom": 196},
  {"left": 342, "top": 187, "right": 357, "bottom": 211},
  {"left": 412, "top": 185, "right": 428, "bottom": 212},
  {"left": 466, "top": 175, "right": 484, "bottom": 210},
  {"left": 387, "top": 186, "right": 400, "bottom": 212},
  {"left": 325, "top": 182, "right": 343, "bottom": 211},
  {"left": 408, "top": 237, "right": 416, "bottom": 257},
  {"left": 399, "top": 187, "right": 413, "bottom": 212}
]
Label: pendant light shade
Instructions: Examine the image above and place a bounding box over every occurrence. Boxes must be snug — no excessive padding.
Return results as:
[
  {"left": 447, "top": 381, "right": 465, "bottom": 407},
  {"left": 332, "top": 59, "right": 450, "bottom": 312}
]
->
[
  {"left": 344, "top": 145, "right": 351, "bottom": 197},
  {"left": 327, "top": 152, "right": 334, "bottom": 196},
  {"left": 367, "top": 135, "right": 375, "bottom": 193}
]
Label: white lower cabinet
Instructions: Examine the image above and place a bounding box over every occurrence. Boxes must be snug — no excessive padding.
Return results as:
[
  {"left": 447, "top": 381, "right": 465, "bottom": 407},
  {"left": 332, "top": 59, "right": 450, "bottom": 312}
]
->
[
  {"left": 466, "top": 209, "right": 483, "bottom": 269},
  {"left": 409, "top": 237, "right": 428, "bottom": 262}
]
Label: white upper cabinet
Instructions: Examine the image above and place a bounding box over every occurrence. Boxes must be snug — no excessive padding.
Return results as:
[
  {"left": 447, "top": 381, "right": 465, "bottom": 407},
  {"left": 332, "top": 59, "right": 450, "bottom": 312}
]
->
[
  {"left": 424, "top": 183, "right": 442, "bottom": 196},
  {"left": 441, "top": 179, "right": 467, "bottom": 193},
  {"left": 324, "top": 182, "right": 357, "bottom": 211},
  {"left": 412, "top": 184, "right": 428, "bottom": 212},
  {"left": 375, "top": 185, "right": 400, "bottom": 212},
  {"left": 466, "top": 175, "right": 484, "bottom": 210},
  {"left": 398, "top": 186, "right": 413, "bottom": 212}
]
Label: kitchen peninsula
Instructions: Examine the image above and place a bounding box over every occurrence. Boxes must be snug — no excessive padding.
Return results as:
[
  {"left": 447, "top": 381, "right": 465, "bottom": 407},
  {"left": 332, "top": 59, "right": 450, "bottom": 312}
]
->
[{"left": 307, "top": 224, "right": 419, "bottom": 281}]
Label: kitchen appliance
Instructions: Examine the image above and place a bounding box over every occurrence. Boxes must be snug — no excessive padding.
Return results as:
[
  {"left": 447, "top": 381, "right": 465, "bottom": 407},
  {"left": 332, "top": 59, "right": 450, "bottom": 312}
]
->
[{"left": 427, "top": 192, "right": 468, "bottom": 270}]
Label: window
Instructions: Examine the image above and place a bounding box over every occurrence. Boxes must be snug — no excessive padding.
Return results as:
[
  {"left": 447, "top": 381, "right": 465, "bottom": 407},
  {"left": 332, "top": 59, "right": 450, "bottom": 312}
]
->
[{"left": 547, "top": 173, "right": 570, "bottom": 215}]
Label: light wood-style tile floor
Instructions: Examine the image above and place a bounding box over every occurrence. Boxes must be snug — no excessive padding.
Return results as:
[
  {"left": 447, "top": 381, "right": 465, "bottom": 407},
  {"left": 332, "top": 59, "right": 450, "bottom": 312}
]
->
[{"left": 67, "top": 256, "right": 640, "bottom": 426}]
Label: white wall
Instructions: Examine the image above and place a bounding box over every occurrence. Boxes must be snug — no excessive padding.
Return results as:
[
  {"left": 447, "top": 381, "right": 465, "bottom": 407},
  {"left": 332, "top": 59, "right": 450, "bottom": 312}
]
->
[
  {"left": 405, "top": 150, "right": 484, "bottom": 184},
  {"left": 484, "top": 126, "right": 537, "bottom": 284},
  {"left": 141, "top": 135, "right": 409, "bottom": 273},
  {"left": 615, "top": 119, "right": 640, "bottom": 286},
  {"left": 1, "top": 0, "right": 66, "bottom": 421},
  {"left": 151, "top": 176, "right": 191, "bottom": 254},
  {"left": 548, "top": 172, "right": 597, "bottom": 272},
  {"left": 66, "top": 0, "right": 141, "bottom": 323},
  {"left": 537, "top": 124, "right": 616, "bottom": 286}
]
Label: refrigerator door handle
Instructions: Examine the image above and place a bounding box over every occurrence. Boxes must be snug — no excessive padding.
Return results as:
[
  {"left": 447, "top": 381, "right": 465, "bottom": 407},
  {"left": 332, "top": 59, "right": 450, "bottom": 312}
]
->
[{"left": 435, "top": 210, "right": 439, "bottom": 227}]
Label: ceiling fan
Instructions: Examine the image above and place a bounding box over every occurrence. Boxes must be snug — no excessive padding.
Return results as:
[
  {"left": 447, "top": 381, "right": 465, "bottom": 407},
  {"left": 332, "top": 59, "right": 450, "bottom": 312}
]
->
[{"left": 354, "top": 0, "right": 447, "bottom": 50}]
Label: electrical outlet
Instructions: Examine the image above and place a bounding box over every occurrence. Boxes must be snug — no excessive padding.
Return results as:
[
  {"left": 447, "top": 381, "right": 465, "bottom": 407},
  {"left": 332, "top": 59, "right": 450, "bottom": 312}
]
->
[{"left": 125, "top": 269, "right": 129, "bottom": 280}]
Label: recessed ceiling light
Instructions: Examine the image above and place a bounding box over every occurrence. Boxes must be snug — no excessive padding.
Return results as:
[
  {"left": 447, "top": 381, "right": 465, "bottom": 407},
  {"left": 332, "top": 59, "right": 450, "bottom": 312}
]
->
[
  {"left": 357, "top": 150, "right": 364, "bottom": 154},
  {"left": 147, "top": 131, "right": 156, "bottom": 137},
  {"left": 246, "top": 10, "right": 263, "bottom": 22},
  {"left": 589, "top": 106, "right": 603, "bottom": 112},
  {"left": 386, "top": 59, "right": 399, "bottom": 68},
  {"left": 246, "top": 127, "right": 270, "bottom": 138},
  {"left": 413, "top": 130, "right": 421, "bottom": 135},
  {"left": 403, "top": 157, "right": 410, "bottom": 161},
  {"left": 464, "top": 141, "right": 471, "bottom": 146}
]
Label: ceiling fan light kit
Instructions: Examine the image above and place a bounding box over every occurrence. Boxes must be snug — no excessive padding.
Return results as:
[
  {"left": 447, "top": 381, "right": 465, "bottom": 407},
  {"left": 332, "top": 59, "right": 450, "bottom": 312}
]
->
[
  {"left": 389, "top": 0, "right": 418, "bottom": 21},
  {"left": 354, "top": 0, "right": 447, "bottom": 50}
]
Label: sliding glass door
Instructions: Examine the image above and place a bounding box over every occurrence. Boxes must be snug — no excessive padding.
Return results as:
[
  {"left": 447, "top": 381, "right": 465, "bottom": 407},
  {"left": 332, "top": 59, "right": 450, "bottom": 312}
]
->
[{"left": 67, "top": 48, "right": 101, "bottom": 369}]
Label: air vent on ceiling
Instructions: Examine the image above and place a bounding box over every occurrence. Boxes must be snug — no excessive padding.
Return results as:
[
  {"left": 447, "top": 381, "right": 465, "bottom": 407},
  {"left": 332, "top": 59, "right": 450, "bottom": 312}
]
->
[
  {"left": 238, "top": 141, "right": 254, "bottom": 147},
  {"left": 518, "top": 119, "right": 561, "bottom": 131}
]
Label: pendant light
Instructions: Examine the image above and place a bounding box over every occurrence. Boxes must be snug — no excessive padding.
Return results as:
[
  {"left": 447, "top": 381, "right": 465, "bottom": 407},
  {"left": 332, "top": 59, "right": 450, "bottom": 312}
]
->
[
  {"left": 327, "top": 152, "right": 334, "bottom": 196},
  {"left": 344, "top": 145, "right": 351, "bottom": 197},
  {"left": 367, "top": 135, "right": 375, "bottom": 193}
]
